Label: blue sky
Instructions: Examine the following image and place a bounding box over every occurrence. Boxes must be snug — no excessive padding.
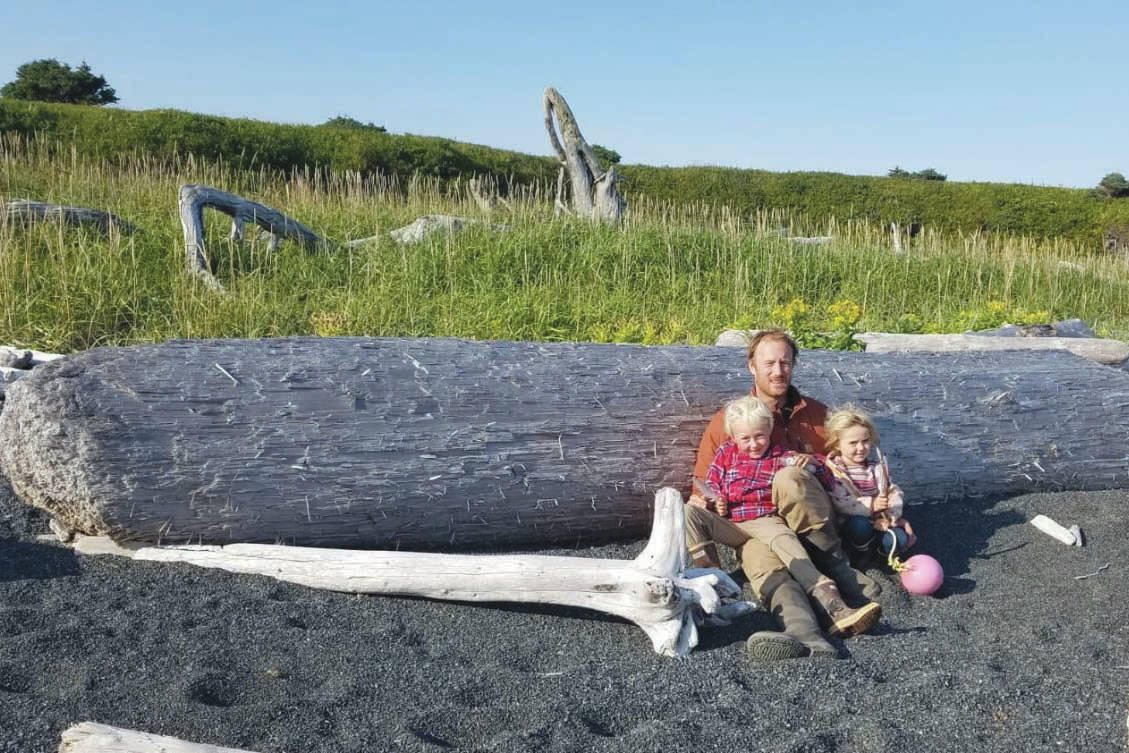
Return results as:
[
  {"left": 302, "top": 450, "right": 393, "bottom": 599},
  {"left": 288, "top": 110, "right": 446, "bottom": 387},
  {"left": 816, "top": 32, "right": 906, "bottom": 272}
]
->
[{"left": 4, "top": 1, "right": 1126, "bottom": 187}]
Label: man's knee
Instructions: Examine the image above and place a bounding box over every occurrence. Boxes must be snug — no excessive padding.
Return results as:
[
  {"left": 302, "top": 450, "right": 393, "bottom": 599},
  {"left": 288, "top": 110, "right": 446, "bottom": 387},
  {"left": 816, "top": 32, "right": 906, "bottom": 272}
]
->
[{"left": 755, "top": 568, "right": 795, "bottom": 605}]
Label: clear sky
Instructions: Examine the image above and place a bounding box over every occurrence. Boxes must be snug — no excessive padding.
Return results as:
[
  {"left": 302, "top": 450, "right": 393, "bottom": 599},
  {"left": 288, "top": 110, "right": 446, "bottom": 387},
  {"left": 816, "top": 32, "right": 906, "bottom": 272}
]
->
[{"left": 3, "top": 1, "right": 1126, "bottom": 187}]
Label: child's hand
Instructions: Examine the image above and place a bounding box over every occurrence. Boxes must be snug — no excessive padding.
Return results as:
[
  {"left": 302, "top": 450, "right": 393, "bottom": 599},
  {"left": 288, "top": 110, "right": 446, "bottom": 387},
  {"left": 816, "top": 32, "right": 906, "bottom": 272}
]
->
[
  {"left": 871, "top": 494, "right": 892, "bottom": 514},
  {"left": 716, "top": 498, "right": 729, "bottom": 517},
  {"left": 688, "top": 493, "right": 709, "bottom": 509}
]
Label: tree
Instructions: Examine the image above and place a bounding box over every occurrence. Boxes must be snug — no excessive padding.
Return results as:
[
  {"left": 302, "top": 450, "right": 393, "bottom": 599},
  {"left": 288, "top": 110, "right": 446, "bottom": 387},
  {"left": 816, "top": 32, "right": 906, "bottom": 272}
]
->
[
  {"left": 887, "top": 166, "right": 910, "bottom": 178},
  {"left": 1, "top": 59, "right": 118, "bottom": 105},
  {"left": 591, "top": 144, "right": 621, "bottom": 165},
  {"left": 888, "top": 166, "right": 946, "bottom": 181},
  {"left": 1098, "top": 172, "right": 1129, "bottom": 199},
  {"left": 320, "top": 115, "right": 386, "bottom": 133}
]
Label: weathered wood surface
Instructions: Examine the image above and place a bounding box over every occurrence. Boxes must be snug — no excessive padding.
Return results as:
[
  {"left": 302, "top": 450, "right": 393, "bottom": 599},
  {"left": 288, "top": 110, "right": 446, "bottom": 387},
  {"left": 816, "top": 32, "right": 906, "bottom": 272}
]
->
[
  {"left": 855, "top": 332, "right": 1129, "bottom": 365},
  {"left": 135, "top": 488, "right": 753, "bottom": 657},
  {"left": 3, "top": 337, "right": 1129, "bottom": 550},
  {"left": 2, "top": 199, "right": 136, "bottom": 235},
  {"left": 543, "top": 87, "right": 625, "bottom": 223},
  {"left": 60, "top": 722, "right": 259, "bottom": 753}
]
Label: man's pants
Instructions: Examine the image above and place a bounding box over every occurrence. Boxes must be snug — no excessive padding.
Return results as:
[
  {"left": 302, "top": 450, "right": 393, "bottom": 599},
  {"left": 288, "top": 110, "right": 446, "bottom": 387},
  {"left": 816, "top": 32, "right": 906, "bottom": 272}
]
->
[{"left": 685, "top": 466, "right": 833, "bottom": 599}]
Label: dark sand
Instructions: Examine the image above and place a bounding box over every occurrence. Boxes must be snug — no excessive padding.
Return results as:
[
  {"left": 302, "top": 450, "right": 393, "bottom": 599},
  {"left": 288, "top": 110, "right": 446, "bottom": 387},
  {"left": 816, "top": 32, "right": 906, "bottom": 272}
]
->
[{"left": 1, "top": 474, "right": 1126, "bottom": 753}]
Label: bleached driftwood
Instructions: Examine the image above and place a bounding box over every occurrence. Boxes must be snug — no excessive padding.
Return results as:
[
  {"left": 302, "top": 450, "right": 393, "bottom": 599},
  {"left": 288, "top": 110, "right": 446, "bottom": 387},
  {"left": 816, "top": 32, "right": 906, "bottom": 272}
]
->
[
  {"left": 467, "top": 176, "right": 512, "bottom": 214},
  {"left": 60, "top": 722, "right": 259, "bottom": 753},
  {"left": 0, "top": 346, "right": 63, "bottom": 398},
  {"left": 891, "top": 222, "right": 903, "bottom": 253},
  {"left": 178, "top": 184, "right": 336, "bottom": 290},
  {"left": 389, "top": 214, "right": 496, "bottom": 245},
  {"left": 855, "top": 332, "right": 1129, "bottom": 365},
  {"left": 134, "top": 487, "right": 753, "bottom": 657},
  {"left": 543, "top": 87, "right": 625, "bottom": 223},
  {"left": 2, "top": 199, "right": 136, "bottom": 236},
  {"left": 788, "top": 236, "right": 833, "bottom": 245}
]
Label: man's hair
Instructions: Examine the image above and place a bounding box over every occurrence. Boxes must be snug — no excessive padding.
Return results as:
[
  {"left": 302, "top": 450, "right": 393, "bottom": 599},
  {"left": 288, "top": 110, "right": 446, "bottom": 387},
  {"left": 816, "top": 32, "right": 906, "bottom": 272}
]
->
[
  {"left": 824, "top": 404, "right": 880, "bottom": 454},
  {"left": 723, "top": 395, "right": 774, "bottom": 437},
  {"left": 745, "top": 328, "right": 799, "bottom": 364}
]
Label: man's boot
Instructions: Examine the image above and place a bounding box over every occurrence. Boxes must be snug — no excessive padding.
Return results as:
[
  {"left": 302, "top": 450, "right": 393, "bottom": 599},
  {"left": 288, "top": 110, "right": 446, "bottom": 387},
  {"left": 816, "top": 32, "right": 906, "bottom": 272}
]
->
[
  {"left": 802, "top": 524, "right": 882, "bottom": 602},
  {"left": 745, "top": 630, "right": 808, "bottom": 661},
  {"left": 809, "top": 581, "right": 881, "bottom": 638},
  {"left": 765, "top": 579, "right": 838, "bottom": 658}
]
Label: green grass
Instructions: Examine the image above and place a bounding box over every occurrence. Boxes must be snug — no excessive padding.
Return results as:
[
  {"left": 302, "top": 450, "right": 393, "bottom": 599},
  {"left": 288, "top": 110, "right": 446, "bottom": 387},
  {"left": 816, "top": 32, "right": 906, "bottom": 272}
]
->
[{"left": 3, "top": 132, "right": 1129, "bottom": 354}]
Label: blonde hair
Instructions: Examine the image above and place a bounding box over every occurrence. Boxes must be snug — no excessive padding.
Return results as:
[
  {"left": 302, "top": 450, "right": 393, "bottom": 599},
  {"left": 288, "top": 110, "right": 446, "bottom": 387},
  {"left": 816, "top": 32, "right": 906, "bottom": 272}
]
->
[
  {"left": 723, "top": 395, "right": 773, "bottom": 437},
  {"left": 824, "top": 404, "right": 880, "bottom": 454}
]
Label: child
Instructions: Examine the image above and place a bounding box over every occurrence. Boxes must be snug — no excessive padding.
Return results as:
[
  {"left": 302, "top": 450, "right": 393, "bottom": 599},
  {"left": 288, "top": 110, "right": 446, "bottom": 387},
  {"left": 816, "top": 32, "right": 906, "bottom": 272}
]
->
[
  {"left": 700, "top": 395, "right": 880, "bottom": 637},
  {"left": 823, "top": 405, "right": 916, "bottom": 561}
]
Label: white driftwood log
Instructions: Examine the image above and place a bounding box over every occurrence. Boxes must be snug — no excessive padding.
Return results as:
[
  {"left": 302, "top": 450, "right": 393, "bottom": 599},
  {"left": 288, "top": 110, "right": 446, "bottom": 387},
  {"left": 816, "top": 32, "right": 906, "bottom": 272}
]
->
[
  {"left": 178, "top": 184, "right": 333, "bottom": 290},
  {"left": 543, "top": 87, "right": 625, "bottom": 223},
  {"left": 3, "top": 199, "right": 135, "bottom": 236},
  {"left": 388, "top": 214, "right": 500, "bottom": 245},
  {"left": 0, "top": 346, "right": 64, "bottom": 398},
  {"left": 135, "top": 487, "right": 754, "bottom": 657},
  {"left": 855, "top": 332, "right": 1129, "bottom": 365},
  {"left": 60, "top": 722, "right": 259, "bottom": 753}
]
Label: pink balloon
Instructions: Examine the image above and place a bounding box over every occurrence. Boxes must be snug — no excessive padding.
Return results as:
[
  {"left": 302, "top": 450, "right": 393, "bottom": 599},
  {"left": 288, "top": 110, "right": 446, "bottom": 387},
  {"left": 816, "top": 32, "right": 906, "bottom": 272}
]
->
[{"left": 900, "top": 554, "right": 944, "bottom": 595}]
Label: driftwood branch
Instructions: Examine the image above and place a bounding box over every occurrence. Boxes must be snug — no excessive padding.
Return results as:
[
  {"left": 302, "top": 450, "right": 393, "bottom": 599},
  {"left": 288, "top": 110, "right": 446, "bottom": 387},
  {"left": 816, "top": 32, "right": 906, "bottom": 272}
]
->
[
  {"left": 133, "top": 487, "right": 754, "bottom": 657},
  {"left": 60, "top": 722, "right": 259, "bottom": 753},
  {"left": 467, "top": 176, "right": 512, "bottom": 214},
  {"left": 854, "top": 332, "right": 1129, "bottom": 365},
  {"left": 178, "top": 184, "right": 332, "bottom": 290},
  {"left": 543, "top": 87, "right": 625, "bottom": 223},
  {"left": 2, "top": 199, "right": 135, "bottom": 235}
]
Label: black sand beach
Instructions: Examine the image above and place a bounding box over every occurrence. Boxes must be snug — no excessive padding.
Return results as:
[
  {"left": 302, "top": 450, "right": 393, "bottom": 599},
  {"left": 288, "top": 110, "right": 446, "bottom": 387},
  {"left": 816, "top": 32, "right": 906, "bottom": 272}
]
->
[{"left": 1, "top": 474, "right": 1126, "bottom": 753}]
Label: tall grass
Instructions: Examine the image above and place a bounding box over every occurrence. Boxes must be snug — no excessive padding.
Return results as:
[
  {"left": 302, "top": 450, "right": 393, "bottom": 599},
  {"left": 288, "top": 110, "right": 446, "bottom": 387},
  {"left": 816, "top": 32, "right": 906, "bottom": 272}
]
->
[{"left": 3, "top": 132, "right": 1129, "bottom": 353}]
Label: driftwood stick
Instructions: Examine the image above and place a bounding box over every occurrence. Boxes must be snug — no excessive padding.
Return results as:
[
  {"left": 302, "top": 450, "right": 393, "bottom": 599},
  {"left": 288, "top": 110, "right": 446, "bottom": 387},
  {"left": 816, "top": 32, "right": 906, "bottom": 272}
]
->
[
  {"left": 543, "top": 87, "right": 625, "bottom": 223},
  {"left": 177, "top": 184, "right": 330, "bottom": 290},
  {"left": 2, "top": 199, "right": 136, "bottom": 236},
  {"left": 855, "top": 332, "right": 1129, "bottom": 365},
  {"left": 134, "top": 488, "right": 754, "bottom": 657},
  {"left": 60, "top": 722, "right": 259, "bottom": 753}
]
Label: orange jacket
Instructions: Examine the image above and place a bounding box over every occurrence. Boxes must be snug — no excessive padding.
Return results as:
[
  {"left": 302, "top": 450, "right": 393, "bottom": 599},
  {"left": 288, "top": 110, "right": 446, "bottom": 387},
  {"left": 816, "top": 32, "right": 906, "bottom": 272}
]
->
[{"left": 692, "top": 386, "right": 829, "bottom": 482}]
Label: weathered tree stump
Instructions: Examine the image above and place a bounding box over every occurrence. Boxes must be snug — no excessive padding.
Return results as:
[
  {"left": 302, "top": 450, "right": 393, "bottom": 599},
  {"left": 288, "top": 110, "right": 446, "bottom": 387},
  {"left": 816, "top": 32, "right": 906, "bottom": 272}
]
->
[
  {"left": 2, "top": 338, "right": 1129, "bottom": 550},
  {"left": 543, "top": 87, "right": 625, "bottom": 223}
]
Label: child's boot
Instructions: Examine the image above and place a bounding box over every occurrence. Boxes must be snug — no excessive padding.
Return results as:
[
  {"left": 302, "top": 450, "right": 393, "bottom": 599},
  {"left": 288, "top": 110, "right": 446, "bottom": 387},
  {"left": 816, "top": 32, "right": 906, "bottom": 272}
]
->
[
  {"left": 802, "top": 524, "right": 882, "bottom": 602},
  {"left": 809, "top": 581, "right": 881, "bottom": 637}
]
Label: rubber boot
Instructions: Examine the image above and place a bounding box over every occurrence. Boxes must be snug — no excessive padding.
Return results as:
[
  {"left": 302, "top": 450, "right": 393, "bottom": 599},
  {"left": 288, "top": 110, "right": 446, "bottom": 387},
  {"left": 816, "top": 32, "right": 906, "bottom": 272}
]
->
[
  {"left": 803, "top": 525, "right": 882, "bottom": 602},
  {"left": 809, "top": 581, "right": 882, "bottom": 638},
  {"left": 745, "top": 630, "right": 808, "bottom": 661},
  {"left": 767, "top": 580, "right": 838, "bottom": 659},
  {"left": 688, "top": 540, "right": 721, "bottom": 570}
]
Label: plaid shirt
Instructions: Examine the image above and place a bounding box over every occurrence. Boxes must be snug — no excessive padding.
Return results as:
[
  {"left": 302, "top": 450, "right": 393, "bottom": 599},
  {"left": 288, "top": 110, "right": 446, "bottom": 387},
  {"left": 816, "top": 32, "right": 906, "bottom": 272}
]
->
[{"left": 706, "top": 441, "right": 835, "bottom": 522}]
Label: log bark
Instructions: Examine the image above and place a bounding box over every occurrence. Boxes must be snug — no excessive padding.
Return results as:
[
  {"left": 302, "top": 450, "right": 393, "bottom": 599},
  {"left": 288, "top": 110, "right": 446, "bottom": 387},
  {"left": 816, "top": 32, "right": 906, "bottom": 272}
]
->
[
  {"left": 178, "top": 184, "right": 332, "bottom": 290},
  {"left": 134, "top": 488, "right": 753, "bottom": 657},
  {"left": 60, "top": 722, "right": 259, "bottom": 753},
  {"left": 543, "top": 87, "right": 625, "bottom": 223},
  {"left": 2, "top": 199, "right": 136, "bottom": 236},
  {"left": 855, "top": 332, "right": 1129, "bottom": 365},
  {"left": 3, "top": 337, "right": 1129, "bottom": 550}
]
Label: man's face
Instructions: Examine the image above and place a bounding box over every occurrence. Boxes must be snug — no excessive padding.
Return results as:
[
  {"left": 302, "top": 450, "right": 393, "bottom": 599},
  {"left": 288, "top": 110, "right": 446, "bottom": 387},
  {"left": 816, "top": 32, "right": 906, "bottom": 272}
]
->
[{"left": 749, "top": 338, "right": 794, "bottom": 400}]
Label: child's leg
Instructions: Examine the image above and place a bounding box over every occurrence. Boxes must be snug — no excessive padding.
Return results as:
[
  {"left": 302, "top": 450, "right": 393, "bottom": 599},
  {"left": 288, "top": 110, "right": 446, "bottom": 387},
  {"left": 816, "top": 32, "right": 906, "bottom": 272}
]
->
[
  {"left": 842, "top": 515, "right": 876, "bottom": 552},
  {"left": 740, "top": 516, "right": 831, "bottom": 593},
  {"left": 876, "top": 526, "right": 911, "bottom": 556},
  {"left": 684, "top": 503, "right": 755, "bottom": 569}
]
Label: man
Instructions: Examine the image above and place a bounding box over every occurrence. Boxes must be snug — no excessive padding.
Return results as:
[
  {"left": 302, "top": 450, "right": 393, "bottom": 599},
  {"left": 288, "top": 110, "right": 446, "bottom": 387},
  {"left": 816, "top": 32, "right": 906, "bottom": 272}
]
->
[{"left": 687, "top": 329, "right": 882, "bottom": 660}]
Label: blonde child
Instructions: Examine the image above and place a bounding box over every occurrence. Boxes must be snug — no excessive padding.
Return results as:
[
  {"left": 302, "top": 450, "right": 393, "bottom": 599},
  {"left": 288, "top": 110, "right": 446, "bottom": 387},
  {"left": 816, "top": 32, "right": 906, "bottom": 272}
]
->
[
  {"left": 823, "top": 405, "right": 916, "bottom": 559},
  {"left": 697, "top": 395, "right": 880, "bottom": 638}
]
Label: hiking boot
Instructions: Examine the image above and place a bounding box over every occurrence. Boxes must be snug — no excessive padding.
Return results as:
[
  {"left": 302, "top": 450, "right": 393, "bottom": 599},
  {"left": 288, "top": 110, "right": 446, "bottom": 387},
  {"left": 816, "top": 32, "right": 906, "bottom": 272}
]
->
[
  {"left": 688, "top": 541, "right": 721, "bottom": 570},
  {"left": 745, "top": 631, "right": 808, "bottom": 661},
  {"left": 803, "top": 525, "right": 882, "bottom": 602},
  {"left": 768, "top": 579, "right": 839, "bottom": 659},
  {"left": 809, "top": 581, "right": 881, "bottom": 638}
]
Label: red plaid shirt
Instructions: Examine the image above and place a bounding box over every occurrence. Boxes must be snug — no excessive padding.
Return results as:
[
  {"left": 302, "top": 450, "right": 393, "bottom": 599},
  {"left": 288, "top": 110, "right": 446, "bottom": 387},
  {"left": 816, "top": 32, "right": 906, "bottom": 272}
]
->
[{"left": 706, "top": 441, "right": 835, "bottom": 522}]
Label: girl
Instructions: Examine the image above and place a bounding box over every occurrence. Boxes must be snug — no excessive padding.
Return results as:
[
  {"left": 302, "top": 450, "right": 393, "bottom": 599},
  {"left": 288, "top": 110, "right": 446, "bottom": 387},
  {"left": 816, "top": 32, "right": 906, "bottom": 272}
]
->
[{"left": 824, "top": 405, "right": 916, "bottom": 561}]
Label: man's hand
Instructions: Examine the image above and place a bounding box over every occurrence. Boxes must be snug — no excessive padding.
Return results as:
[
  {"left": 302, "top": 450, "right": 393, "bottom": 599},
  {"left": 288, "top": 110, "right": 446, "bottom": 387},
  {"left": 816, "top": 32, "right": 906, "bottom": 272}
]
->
[{"left": 790, "top": 453, "right": 815, "bottom": 470}]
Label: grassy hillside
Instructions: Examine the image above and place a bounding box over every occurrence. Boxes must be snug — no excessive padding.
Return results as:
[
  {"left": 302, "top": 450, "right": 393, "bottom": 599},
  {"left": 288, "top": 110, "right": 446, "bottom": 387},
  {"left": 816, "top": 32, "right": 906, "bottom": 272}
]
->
[
  {"left": 3, "top": 132, "right": 1129, "bottom": 355},
  {"left": 3, "top": 99, "right": 1128, "bottom": 248}
]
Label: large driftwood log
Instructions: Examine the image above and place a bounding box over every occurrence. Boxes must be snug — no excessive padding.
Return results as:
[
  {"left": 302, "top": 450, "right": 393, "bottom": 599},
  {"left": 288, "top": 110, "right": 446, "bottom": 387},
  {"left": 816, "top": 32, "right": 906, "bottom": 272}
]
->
[
  {"left": 3, "top": 338, "right": 1129, "bottom": 550},
  {"left": 855, "top": 332, "right": 1129, "bottom": 365},
  {"left": 543, "top": 87, "right": 625, "bottom": 223},
  {"left": 134, "top": 488, "right": 752, "bottom": 657},
  {"left": 2, "top": 199, "right": 136, "bottom": 235},
  {"left": 60, "top": 722, "right": 258, "bottom": 753}
]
